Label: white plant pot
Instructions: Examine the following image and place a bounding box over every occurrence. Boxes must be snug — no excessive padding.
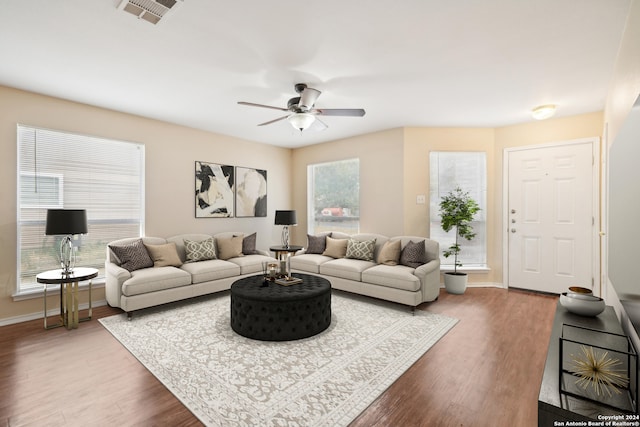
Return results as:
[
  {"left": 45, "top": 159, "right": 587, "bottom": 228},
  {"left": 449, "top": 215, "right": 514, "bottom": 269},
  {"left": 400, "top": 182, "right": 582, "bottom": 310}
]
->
[{"left": 444, "top": 272, "right": 468, "bottom": 294}]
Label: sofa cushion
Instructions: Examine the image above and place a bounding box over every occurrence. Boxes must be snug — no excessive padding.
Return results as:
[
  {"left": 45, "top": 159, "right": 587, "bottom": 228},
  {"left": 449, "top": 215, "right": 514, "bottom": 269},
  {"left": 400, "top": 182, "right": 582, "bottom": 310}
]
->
[
  {"left": 319, "top": 258, "right": 376, "bottom": 281},
  {"left": 361, "top": 264, "right": 422, "bottom": 292},
  {"left": 346, "top": 238, "right": 376, "bottom": 261},
  {"left": 217, "top": 235, "right": 244, "bottom": 260},
  {"left": 322, "top": 236, "right": 348, "bottom": 259},
  {"left": 400, "top": 240, "right": 427, "bottom": 268},
  {"left": 378, "top": 240, "right": 402, "bottom": 265},
  {"left": 122, "top": 266, "right": 191, "bottom": 296},
  {"left": 109, "top": 239, "right": 154, "bottom": 272},
  {"left": 242, "top": 232, "right": 257, "bottom": 255},
  {"left": 227, "top": 253, "right": 275, "bottom": 275},
  {"left": 144, "top": 242, "right": 183, "bottom": 267},
  {"left": 306, "top": 233, "right": 331, "bottom": 254},
  {"left": 180, "top": 259, "right": 241, "bottom": 283},
  {"left": 290, "top": 254, "right": 333, "bottom": 273},
  {"left": 184, "top": 237, "right": 216, "bottom": 262}
]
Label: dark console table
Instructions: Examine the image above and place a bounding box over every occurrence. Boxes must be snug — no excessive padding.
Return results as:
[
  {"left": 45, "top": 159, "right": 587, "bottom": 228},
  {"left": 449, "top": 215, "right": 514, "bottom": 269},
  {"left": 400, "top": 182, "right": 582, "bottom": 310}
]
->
[{"left": 538, "top": 301, "right": 636, "bottom": 425}]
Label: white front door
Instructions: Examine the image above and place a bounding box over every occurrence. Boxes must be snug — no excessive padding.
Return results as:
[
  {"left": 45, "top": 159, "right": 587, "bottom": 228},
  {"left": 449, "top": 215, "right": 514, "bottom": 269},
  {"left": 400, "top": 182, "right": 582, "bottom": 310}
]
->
[{"left": 506, "top": 140, "right": 596, "bottom": 294}]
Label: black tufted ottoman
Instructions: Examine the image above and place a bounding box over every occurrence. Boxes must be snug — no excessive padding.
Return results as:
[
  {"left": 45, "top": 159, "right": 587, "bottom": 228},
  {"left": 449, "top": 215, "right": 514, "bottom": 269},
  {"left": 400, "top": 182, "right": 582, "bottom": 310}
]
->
[{"left": 230, "top": 273, "right": 331, "bottom": 341}]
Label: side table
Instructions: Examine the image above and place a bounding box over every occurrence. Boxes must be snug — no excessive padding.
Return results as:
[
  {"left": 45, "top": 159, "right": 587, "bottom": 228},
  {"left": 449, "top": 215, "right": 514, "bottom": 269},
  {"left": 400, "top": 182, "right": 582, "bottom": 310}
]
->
[
  {"left": 269, "top": 245, "right": 304, "bottom": 260},
  {"left": 269, "top": 245, "right": 304, "bottom": 276},
  {"left": 37, "top": 267, "right": 98, "bottom": 330}
]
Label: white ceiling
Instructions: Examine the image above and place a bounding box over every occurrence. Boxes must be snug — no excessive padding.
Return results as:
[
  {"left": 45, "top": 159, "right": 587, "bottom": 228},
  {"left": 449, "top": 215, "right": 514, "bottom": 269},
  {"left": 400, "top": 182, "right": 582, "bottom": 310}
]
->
[{"left": 0, "top": 0, "right": 631, "bottom": 148}]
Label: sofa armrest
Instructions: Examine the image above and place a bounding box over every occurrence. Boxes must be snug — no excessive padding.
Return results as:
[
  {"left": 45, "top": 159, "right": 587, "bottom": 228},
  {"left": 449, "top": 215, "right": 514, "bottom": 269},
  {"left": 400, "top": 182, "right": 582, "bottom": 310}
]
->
[
  {"left": 413, "top": 259, "right": 441, "bottom": 302},
  {"left": 105, "top": 261, "right": 131, "bottom": 309}
]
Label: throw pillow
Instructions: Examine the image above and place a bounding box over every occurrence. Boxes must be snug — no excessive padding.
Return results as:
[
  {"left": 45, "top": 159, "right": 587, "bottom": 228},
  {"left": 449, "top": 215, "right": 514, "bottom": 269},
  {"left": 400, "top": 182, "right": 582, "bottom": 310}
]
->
[
  {"left": 144, "top": 242, "right": 183, "bottom": 267},
  {"left": 377, "top": 239, "right": 402, "bottom": 265},
  {"left": 217, "top": 235, "right": 244, "bottom": 260},
  {"left": 322, "top": 236, "right": 348, "bottom": 259},
  {"left": 306, "top": 233, "right": 331, "bottom": 254},
  {"left": 346, "top": 238, "right": 376, "bottom": 261},
  {"left": 242, "top": 232, "right": 257, "bottom": 255},
  {"left": 108, "top": 239, "right": 153, "bottom": 272},
  {"left": 184, "top": 238, "right": 216, "bottom": 262},
  {"left": 400, "top": 240, "right": 427, "bottom": 268}
]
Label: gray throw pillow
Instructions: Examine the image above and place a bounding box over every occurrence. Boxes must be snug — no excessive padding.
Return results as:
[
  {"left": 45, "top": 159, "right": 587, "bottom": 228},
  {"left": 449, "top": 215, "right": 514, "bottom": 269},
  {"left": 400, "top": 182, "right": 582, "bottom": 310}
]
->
[
  {"left": 306, "top": 233, "right": 331, "bottom": 254},
  {"left": 346, "top": 238, "right": 376, "bottom": 261},
  {"left": 242, "top": 232, "right": 257, "bottom": 255},
  {"left": 184, "top": 238, "right": 216, "bottom": 262},
  {"left": 400, "top": 240, "right": 427, "bottom": 268},
  {"left": 109, "top": 239, "right": 154, "bottom": 272}
]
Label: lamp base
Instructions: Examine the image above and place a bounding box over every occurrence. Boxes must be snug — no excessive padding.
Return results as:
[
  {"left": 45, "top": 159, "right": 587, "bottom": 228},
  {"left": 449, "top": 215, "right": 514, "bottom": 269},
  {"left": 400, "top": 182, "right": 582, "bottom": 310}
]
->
[
  {"left": 59, "top": 235, "right": 76, "bottom": 275},
  {"left": 281, "top": 226, "right": 290, "bottom": 248}
]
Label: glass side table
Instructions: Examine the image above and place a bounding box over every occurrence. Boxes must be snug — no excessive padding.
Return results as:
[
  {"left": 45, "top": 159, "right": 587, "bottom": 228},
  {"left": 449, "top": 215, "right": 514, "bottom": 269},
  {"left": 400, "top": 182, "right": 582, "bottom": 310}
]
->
[{"left": 37, "top": 267, "right": 98, "bottom": 330}]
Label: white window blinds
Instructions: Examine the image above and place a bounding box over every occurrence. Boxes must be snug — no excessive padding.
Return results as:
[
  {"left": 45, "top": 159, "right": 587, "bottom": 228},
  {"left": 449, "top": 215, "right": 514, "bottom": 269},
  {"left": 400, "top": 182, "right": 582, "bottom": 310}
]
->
[{"left": 17, "top": 125, "right": 145, "bottom": 293}]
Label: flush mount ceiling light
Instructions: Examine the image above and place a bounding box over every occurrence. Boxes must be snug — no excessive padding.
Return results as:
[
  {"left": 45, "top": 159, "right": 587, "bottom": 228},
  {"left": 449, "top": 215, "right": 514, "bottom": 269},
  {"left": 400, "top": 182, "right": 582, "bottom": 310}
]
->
[
  {"left": 287, "top": 113, "right": 316, "bottom": 131},
  {"left": 531, "top": 104, "right": 557, "bottom": 120}
]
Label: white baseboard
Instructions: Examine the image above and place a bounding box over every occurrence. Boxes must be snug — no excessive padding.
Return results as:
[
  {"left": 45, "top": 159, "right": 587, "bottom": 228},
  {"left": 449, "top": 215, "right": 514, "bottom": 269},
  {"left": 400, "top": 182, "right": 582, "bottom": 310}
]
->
[
  {"left": 440, "top": 282, "right": 505, "bottom": 289},
  {"left": 0, "top": 299, "right": 108, "bottom": 327}
]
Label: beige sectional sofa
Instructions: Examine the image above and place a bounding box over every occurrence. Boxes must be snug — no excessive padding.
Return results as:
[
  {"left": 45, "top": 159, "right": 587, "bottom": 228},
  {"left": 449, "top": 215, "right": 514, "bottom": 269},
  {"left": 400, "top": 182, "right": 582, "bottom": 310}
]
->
[
  {"left": 290, "top": 232, "right": 440, "bottom": 309},
  {"left": 105, "top": 232, "right": 277, "bottom": 317}
]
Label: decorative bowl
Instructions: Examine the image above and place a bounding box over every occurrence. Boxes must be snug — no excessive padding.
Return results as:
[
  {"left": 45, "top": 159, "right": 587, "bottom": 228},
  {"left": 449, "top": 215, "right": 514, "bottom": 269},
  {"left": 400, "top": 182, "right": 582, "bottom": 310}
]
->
[
  {"left": 560, "top": 292, "right": 605, "bottom": 317},
  {"left": 568, "top": 286, "right": 593, "bottom": 296}
]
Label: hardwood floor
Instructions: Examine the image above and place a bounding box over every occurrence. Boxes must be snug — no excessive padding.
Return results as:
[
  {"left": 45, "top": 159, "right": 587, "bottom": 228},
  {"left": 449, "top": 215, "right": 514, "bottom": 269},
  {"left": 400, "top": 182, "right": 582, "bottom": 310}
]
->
[{"left": 0, "top": 287, "right": 558, "bottom": 427}]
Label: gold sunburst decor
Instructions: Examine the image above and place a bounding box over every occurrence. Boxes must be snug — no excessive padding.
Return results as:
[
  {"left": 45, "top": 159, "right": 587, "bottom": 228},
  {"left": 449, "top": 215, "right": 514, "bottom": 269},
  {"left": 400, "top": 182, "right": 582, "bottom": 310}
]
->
[{"left": 570, "top": 345, "right": 629, "bottom": 397}]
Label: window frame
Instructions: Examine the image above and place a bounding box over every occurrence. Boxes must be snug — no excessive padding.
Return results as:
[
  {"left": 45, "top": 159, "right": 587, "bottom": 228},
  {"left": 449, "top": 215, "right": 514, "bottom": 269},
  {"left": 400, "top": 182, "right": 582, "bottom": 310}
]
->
[
  {"left": 307, "top": 158, "right": 360, "bottom": 236},
  {"left": 429, "top": 151, "right": 487, "bottom": 270},
  {"left": 16, "top": 124, "right": 146, "bottom": 296}
]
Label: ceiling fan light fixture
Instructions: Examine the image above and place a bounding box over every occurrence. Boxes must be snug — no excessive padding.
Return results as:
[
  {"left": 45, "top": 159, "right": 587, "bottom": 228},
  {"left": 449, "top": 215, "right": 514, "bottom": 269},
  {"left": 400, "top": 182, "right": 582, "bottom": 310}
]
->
[
  {"left": 531, "top": 104, "right": 556, "bottom": 120},
  {"left": 288, "top": 113, "right": 315, "bottom": 131}
]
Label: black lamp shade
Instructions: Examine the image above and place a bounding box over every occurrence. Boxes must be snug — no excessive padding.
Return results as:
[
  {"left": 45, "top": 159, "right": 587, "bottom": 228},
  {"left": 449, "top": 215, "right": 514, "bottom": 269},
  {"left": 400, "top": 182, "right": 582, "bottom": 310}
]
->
[
  {"left": 45, "top": 209, "right": 88, "bottom": 236},
  {"left": 275, "top": 210, "right": 297, "bottom": 225}
]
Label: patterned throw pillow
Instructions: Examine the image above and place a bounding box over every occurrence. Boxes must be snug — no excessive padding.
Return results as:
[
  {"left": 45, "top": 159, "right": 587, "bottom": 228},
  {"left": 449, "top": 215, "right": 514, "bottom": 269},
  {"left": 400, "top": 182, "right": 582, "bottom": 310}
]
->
[
  {"left": 346, "top": 238, "right": 376, "bottom": 261},
  {"left": 322, "top": 236, "right": 349, "bottom": 259},
  {"left": 377, "top": 240, "right": 402, "bottom": 265},
  {"left": 242, "top": 233, "right": 257, "bottom": 255},
  {"left": 306, "top": 233, "right": 331, "bottom": 254},
  {"left": 144, "top": 242, "right": 183, "bottom": 267},
  {"left": 109, "top": 239, "right": 154, "bottom": 272},
  {"left": 399, "top": 240, "right": 427, "bottom": 268},
  {"left": 184, "top": 238, "right": 216, "bottom": 262}
]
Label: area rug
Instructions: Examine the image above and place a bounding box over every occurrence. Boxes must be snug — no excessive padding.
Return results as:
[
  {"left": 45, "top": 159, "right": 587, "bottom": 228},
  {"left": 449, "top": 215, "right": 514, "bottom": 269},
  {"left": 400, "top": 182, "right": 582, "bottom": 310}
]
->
[{"left": 99, "top": 292, "right": 457, "bottom": 427}]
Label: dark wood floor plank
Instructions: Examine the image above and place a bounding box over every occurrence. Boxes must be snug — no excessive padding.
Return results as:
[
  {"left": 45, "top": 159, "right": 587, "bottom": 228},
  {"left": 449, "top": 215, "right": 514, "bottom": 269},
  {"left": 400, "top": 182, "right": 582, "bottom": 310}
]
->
[{"left": 0, "top": 288, "right": 557, "bottom": 426}]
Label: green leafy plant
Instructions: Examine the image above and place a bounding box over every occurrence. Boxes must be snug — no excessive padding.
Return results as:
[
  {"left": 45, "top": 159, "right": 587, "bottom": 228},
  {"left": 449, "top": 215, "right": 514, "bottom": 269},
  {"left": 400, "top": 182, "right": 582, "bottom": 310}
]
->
[{"left": 439, "top": 187, "right": 480, "bottom": 274}]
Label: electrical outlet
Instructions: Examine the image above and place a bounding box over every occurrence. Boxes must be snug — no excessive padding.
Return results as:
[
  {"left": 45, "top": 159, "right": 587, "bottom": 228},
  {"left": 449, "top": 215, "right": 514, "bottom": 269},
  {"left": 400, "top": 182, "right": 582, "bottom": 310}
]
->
[{"left": 416, "top": 195, "right": 426, "bottom": 205}]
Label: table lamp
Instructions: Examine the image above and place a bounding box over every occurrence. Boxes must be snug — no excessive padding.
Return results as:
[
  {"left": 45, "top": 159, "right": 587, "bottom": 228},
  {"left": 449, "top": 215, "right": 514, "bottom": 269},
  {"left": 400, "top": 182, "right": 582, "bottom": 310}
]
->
[
  {"left": 275, "top": 210, "right": 297, "bottom": 248},
  {"left": 45, "top": 209, "right": 88, "bottom": 274}
]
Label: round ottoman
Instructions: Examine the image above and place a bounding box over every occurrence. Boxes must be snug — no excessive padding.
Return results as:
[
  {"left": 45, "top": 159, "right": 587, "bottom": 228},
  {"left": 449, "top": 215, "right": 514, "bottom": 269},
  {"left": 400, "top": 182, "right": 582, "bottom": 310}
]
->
[{"left": 230, "top": 273, "right": 331, "bottom": 341}]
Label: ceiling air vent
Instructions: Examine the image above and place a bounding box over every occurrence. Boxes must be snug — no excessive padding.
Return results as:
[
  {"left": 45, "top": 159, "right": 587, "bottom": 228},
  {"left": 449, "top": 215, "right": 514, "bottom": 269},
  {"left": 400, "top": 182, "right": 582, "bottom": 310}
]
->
[{"left": 117, "top": 0, "right": 183, "bottom": 25}]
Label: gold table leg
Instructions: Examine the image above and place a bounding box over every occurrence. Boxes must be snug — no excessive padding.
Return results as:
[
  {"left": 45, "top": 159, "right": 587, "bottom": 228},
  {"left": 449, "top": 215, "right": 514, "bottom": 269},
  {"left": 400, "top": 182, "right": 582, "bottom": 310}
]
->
[{"left": 43, "top": 283, "right": 63, "bottom": 330}]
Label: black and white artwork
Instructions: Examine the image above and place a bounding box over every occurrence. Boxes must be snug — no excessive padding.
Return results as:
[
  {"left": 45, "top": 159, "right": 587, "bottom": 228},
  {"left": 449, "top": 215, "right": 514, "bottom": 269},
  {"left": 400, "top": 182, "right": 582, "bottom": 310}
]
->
[
  {"left": 235, "top": 166, "right": 267, "bottom": 217},
  {"left": 195, "top": 161, "right": 235, "bottom": 218}
]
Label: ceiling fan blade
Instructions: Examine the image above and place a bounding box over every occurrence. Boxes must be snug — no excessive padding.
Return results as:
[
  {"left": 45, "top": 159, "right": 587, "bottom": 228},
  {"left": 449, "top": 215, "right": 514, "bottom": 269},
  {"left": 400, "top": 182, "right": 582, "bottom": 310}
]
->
[
  {"left": 298, "top": 88, "right": 321, "bottom": 110},
  {"left": 257, "top": 115, "right": 289, "bottom": 126},
  {"left": 238, "top": 101, "right": 288, "bottom": 112},
  {"left": 314, "top": 108, "right": 366, "bottom": 117}
]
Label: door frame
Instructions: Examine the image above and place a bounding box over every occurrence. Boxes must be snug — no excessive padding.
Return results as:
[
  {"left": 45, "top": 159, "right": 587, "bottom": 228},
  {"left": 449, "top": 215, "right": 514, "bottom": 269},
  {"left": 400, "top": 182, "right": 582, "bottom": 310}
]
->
[{"left": 502, "top": 137, "right": 601, "bottom": 295}]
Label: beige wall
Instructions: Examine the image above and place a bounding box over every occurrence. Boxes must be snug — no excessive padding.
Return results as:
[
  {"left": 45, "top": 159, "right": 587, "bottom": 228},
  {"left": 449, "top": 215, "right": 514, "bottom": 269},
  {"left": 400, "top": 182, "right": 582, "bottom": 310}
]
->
[
  {"left": 601, "top": 0, "right": 640, "bottom": 342},
  {"left": 290, "top": 128, "right": 405, "bottom": 242},
  {"left": 0, "top": 85, "right": 291, "bottom": 323}
]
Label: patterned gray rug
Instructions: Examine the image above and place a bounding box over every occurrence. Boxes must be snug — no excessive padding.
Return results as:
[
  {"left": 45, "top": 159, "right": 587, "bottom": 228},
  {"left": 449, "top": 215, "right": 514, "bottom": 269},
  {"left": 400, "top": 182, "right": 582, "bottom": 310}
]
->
[{"left": 99, "top": 291, "right": 457, "bottom": 426}]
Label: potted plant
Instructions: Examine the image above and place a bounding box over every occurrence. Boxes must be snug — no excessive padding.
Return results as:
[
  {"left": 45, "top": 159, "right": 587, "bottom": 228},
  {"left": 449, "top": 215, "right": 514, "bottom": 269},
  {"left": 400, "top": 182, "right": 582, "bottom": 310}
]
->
[{"left": 439, "top": 186, "right": 480, "bottom": 294}]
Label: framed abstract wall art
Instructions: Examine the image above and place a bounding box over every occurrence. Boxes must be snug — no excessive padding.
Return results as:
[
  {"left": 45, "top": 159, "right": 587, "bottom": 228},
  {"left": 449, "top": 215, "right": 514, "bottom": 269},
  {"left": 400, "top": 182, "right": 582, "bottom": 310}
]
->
[
  {"left": 235, "top": 166, "right": 267, "bottom": 217},
  {"left": 195, "top": 161, "right": 235, "bottom": 218}
]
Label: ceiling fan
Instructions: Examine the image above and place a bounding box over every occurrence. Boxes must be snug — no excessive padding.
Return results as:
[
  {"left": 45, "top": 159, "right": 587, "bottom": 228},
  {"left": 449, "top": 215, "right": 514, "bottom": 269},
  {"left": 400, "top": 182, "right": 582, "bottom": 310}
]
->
[{"left": 238, "top": 83, "right": 366, "bottom": 132}]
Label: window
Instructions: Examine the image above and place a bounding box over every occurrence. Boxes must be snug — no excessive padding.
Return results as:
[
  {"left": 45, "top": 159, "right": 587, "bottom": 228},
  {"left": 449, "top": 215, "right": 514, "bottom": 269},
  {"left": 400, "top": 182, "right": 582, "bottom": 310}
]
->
[
  {"left": 429, "top": 152, "right": 487, "bottom": 268},
  {"left": 17, "top": 125, "right": 145, "bottom": 294},
  {"left": 307, "top": 158, "right": 359, "bottom": 235}
]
